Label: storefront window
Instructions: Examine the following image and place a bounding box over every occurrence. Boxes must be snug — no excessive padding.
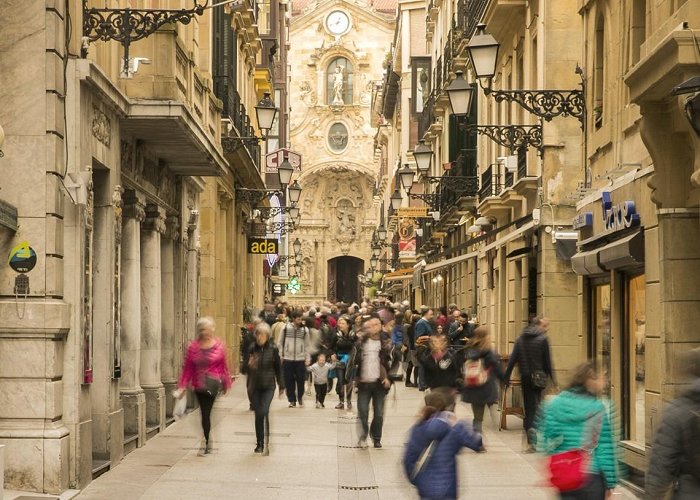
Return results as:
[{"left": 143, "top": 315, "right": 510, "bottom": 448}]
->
[
  {"left": 626, "top": 274, "right": 646, "bottom": 444},
  {"left": 592, "top": 284, "right": 611, "bottom": 396}
]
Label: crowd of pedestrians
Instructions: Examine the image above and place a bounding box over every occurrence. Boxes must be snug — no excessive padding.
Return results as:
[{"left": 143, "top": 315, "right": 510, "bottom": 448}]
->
[{"left": 173, "top": 298, "right": 700, "bottom": 500}]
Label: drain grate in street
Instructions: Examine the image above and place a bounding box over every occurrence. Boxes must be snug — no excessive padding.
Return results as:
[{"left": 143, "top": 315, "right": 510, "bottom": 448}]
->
[{"left": 338, "top": 486, "right": 379, "bottom": 491}]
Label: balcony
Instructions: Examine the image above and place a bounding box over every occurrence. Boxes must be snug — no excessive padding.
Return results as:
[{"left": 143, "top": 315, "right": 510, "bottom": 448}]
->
[
  {"left": 110, "top": 29, "right": 226, "bottom": 176},
  {"left": 434, "top": 150, "right": 479, "bottom": 224},
  {"left": 454, "top": 0, "right": 490, "bottom": 58},
  {"left": 418, "top": 92, "right": 436, "bottom": 139}
]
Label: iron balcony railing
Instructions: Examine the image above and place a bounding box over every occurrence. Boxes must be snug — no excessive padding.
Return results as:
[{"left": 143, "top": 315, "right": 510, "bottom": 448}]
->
[
  {"left": 213, "top": 77, "right": 260, "bottom": 170},
  {"left": 479, "top": 164, "right": 505, "bottom": 201},
  {"left": 457, "top": 0, "right": 489, "bottom": 40},
  {"left": 435, "top": 150, "right": 479, "bottom": 213}
]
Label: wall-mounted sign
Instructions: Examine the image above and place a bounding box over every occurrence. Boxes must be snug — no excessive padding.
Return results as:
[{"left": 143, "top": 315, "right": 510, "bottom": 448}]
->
[
  {"left": 265, "top": 148, "right": 302, "bottom": 174},
  {"left": 398, "top": 218, "right": 416, "bottom": 258},
  {"left": 272, "top": 283, "right": 285, "bottom": 296},
  {"left": 251, "top": 222, "right": 268, "bottom": 237},
  {"left": 601, "top": 191, "right": 640, "bottom": 233},
  {"left": 573, "top": 212, "right": 593, "bottom": 230},
  {"left": 248, "top": 238, "right": 279, "bottom": 254},
  {"left": 8, "top": 241, "right": 37, "bottom": 273},
  {"left": 397, "top": 207, "right": 429, "bottom": 218}
]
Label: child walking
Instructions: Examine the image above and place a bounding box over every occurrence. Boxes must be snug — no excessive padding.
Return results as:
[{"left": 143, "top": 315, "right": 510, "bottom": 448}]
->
[{"left": 306, "top": 353, "right": 336, "bottom": 408}]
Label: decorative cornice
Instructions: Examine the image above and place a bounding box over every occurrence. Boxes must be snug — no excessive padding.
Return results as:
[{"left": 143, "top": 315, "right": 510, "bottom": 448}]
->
[
  {"left": 142, "top": 203, "right": 167, "bottom": 234},
  {"left": 122, "top": 189, "right": 146, "bottom": 222}
]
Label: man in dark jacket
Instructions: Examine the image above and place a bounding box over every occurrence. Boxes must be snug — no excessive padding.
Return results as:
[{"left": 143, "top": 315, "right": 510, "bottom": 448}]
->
[
  {"left": 504, "top": 317, "right": 555, "bottom": 451},
  {"left": 645, "top": 348, "right": 700, "bottom": 499},
  {"left": 349, "top": 313, "right": 392, "bottom": 449}
]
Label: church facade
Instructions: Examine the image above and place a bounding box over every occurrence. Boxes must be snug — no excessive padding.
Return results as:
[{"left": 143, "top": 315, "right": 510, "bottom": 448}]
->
[{"left": 286, "top": 0, "right": 397, "bottom": 303}]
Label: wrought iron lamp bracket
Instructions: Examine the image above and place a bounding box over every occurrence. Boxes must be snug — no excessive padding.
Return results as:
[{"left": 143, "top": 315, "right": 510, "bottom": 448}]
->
[
  {"left": 82, "top": 1, "right": 207, "bottom": 73},
  {"left": 257, "top": 206, "right": 292, "bottom": 217},
  {"left": 486, "top": 89, "right": 585, "bottom": 124},
  {"left": 407, "top": 191, "right": 440, "bottom": 207},
  {"left": 221, "top": 136, "right": 264, "bottom": 155},
  {"left": 459, "top": 123, "right": 543, "bottom": 157},
  {"left": 235, "top": 188, "right": 284, "bottom": 206}
]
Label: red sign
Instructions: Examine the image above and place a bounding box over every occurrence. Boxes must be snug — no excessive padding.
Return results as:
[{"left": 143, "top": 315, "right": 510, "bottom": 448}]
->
[{"left": 265, "top": 148, "right": 302, "bottom": 174}]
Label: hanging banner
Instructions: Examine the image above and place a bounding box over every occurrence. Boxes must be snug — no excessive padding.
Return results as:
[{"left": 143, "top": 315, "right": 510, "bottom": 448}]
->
[{"left": 398, "top": 218, "right": 416, "bottom": 258}]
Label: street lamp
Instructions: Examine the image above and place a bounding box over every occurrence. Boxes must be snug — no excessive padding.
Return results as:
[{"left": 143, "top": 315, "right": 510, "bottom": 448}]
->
[
  {"left": 467, "top": 24, "right": 500, "bottom": 92},
  {"left": 292, "top": 237, "right": 302, "bottom": 255},
  {"left": 287, "top": 180, "right": 302, "bottom": 204},
  {"left": 370, "top": 256, "right": 379, "bottom": 268},
  {"left": 399, "top": 164, "right": 415, "bottom": 191},
  {"left": 365, "top": 269, "right": 374, "bottom": 282},
  {"left": 390, "top": 189, "right": 403, "bottom": 210},
  {"left": 277, "top": 158, "right": 294, "bottom": 187},
  {"left": 445, "top": 71, "right": 475, "bottom": 116},
  {"left": 412, "top": 139, "right": 433, "bottom": 174},
  {"left": 371, "top": 244, "right": 381, "bottom": 258},
  {"left": 377, "top": 224, "right": 387, "bottom": 241},
  {"left": 288, "top": 205, "right": 300, "bottom": 221},
  {"left": 254, "top": 92, "right": 278, "bottom": 134}
]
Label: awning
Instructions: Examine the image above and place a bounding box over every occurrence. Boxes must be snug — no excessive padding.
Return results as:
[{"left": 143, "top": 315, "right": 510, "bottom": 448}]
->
[
  {"left": 383, "top": 268, "right": 414, "bottom": 282},
  {"left": 599, "top": 230, "right": 644, "bottom": 269},
  {"left": 571, "top": 249, "right": 606, "bottom": 275},
  {"left": 424, "top": 250, "right": 478, "bottom": 272}
]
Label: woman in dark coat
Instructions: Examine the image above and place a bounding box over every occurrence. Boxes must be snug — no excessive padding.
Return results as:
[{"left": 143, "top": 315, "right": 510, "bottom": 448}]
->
[
  {"left": 331, "top": 315, "right": 357, "bottom": 409},
  {"left": 246, "top": 322, "right": 284, "bottom": 456},
  {"left": 416, "top": 334, "right": 464, "bottom": 390},
  {"left": 461, "top": 326, "right": 503, "bottom": 433}
]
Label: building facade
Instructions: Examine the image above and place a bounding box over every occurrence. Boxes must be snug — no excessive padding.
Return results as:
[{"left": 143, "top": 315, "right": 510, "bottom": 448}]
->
[
  {"left": 372, "top": 0, "right": 700, "bottom": 491},
  {"left": 0, "top": 0, "right": 285, "bottom": 493},
  {"left": 286, "top": 0, "right": 397, "bottom": 304}
]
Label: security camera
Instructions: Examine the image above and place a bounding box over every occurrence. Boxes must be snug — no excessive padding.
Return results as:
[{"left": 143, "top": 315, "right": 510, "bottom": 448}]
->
[{"left": 120, "top": 57, "right": 152, "bottom": 78}]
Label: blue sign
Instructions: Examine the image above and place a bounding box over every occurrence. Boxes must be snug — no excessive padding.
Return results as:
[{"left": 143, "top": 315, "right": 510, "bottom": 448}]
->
[
  {"left": 601, "top": 191, "right": 640, "bottom": 232},
  {"left": 573, "top": 212, "right": 593, "bottom": 230}
]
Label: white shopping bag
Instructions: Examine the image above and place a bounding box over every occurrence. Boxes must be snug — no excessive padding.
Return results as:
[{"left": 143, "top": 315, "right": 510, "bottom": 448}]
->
[{"left": 173, "top": 390, "right": 187, "bottom": 420}]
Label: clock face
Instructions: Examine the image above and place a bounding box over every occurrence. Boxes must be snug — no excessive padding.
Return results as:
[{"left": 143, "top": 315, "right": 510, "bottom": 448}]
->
[{"left": 326, "top": 11, "right": 350, "bottom": 35}]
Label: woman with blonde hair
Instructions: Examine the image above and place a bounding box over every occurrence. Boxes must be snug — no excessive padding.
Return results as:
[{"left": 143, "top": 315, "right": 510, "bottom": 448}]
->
[
  {"left": 177, "top": 316, "right": 232, "bottom": 455},
  {"left": 460, "top": 326, "right": 503, "bottom": 434}
]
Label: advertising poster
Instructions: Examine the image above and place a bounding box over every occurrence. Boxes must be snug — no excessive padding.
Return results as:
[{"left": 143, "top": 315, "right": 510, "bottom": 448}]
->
[{"left": 398, "top": 218, "right": 416, "bottom": 258}]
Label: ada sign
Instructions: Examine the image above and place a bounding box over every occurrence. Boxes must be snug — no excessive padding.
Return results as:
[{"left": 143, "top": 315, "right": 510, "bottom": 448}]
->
[
  {"left": 265, "top": 149, "right": 302, "bottom": 174},
  {"left": 248, "top": 238, "right": 279, "bottom": 255}
]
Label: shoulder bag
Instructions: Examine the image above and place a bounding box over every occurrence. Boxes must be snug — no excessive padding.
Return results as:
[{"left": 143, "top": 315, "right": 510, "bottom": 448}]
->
[{"left": 546, "top": 411, "right": 603, "bottom": 492}]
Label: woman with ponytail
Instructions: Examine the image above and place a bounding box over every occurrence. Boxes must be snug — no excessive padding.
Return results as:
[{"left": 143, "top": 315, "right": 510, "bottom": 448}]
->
[{"left": 403, "top": 388, "right": 484, "bottom": 499}]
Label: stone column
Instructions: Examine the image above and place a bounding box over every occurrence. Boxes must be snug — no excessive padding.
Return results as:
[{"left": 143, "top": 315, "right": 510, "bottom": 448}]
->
[
  {"left": 161, "top": 215, "right": 179, "bottom": 418},
  {"left": 141, "top": 203, "right": 167, "bottom": 433},
  {"left": 120, "top": 189, "right": 146, "bottom": 448}
]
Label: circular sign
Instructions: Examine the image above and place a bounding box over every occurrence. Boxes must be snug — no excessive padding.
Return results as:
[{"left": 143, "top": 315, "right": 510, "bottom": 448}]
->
[{"left": 8, "top": 242, "right": 37, "bottom": 273}]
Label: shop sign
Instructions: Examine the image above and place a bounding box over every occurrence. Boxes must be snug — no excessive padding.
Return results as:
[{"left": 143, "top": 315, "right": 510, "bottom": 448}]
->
[
  {"left": 286, "top": 276, "right": 301, "bottom": 294},
  {"left": 398, "top": 218, "right": 416, "bottom": 258},
  {"left": 601, "top": 191, "right": 640, "bottom": 233},
  {"left": 272, "top": 283, "right": 285, "bottom": 296},
  {"left": 573, "top": 212, "right": 593, "bottom": 230},
  {"left": 397, "top": 207, "right": 428, "bottom": 218},
  {"left": 248, "top": 238, "right": 279, "bottom": 254},
  {"left": 251, "top": 222, "right": 267, "bottom": 237},
  {"left": 265, "top": 148, "right": 302, "bottom": 174}
]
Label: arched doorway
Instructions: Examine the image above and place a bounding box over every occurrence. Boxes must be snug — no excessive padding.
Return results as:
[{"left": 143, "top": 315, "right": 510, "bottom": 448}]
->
[{"left": 328, "top": 256, "right": 363, "bottom": 304}]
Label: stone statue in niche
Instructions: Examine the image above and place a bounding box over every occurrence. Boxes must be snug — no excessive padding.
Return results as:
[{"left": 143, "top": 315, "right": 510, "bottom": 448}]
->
[
  {"left": 335, "top": 199, "right": 356, "bottom": 254},
  {"left": 332, "top": 65, "right": 345, "bottom": 105}
]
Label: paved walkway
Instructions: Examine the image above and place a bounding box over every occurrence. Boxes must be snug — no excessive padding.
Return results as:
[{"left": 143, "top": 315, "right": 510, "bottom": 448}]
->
[{"left": 73, "top": 380, "right": 638, "bottom": 500}]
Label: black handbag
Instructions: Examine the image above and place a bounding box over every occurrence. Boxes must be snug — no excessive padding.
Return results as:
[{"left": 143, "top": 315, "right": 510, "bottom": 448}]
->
[
  {"left": 530, "top": 370, "right": 547, "bottom": 389},
  {"left": 204, "top": 375, "right": 222, "bottom": 397}
]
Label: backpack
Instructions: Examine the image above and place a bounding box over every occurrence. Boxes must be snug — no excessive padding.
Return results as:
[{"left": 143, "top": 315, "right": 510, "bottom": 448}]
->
[
  {"left": 463, "top": 357, "right": 489, "bottom": 387},
  {"left": 388, "top": 345, "right": 404, "bottom": 381}
]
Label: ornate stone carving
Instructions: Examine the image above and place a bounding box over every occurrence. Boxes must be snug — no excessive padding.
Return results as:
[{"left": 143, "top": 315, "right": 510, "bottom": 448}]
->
[
  {"left": 122, "top": 189, "right": 146, "bottom": 222},
  {"left": 334, "top": 198, "right": 356, "bottom": 255},
  {"left": 165, "top": 215, "right": 180, "bottom": 241},
  {"left": 299, "top": 81, "right": 317, "bottom": 106},
  {"left": 143, "top": 204, "right": 167, "bottom": 234},
  {"left": 120, "top": 140, "right": 134, "bottom": 174},
  {"left": 92, "top": 105, "right": 111, "bottom": 146}
]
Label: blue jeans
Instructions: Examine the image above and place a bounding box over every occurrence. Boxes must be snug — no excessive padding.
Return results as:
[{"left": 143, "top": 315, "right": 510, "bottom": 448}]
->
[
  {"left": 250, "top": 387, "right": 275, "bottom": 446},
  {"left": 356, "top": 381, "right": 387, "bottom": 442},
  {"left": 283, "top": 360, "right": 306, "bottom": 404}
]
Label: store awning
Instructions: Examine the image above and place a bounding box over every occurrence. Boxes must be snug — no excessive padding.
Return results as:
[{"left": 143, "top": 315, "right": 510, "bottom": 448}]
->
[
  {"left": 599, "top": 230, "right": 644, "bottom": 269},
  {"left": 383, "top": 268, "right": 414, "bottom": 282},
  {"left": 571, "top": 249, "right": 606, "bottom": 275}
]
